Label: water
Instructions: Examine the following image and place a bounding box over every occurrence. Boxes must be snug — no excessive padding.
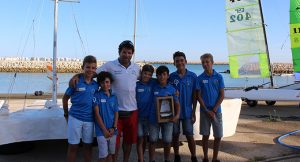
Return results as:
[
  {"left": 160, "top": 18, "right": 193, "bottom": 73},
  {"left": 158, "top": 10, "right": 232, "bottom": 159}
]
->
[{"left": 0, "top": 64, "right": 296, "bottom": 94}]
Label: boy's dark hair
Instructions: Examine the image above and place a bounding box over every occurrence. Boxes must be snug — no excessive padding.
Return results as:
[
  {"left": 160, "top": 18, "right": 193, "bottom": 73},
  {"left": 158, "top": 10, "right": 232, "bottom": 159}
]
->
[
  {"left": 82, "top": 55, "right": 97, "bottom": 69},
  {"left": 200, "top": 53, "right": 214, "bottom": 63},
  {"left": 97, "top": 71, "right": 114, "bottom": 85},
  {"left": 118, "top": 40, "right": 135, "bottom": 54},
  {"left": 173, "top": 51, "right": 187, "bottom": 61},
  {"left": 156, "top": 65, "right": 169, "bottom": 75},
  {"left": 142, "top": 64, "right": 154, "bottom": 74}
]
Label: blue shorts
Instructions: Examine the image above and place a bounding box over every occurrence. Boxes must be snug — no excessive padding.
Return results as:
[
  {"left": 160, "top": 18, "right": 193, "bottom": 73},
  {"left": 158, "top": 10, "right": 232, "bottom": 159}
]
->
[
  {"left": 200, "top": 112, "right": 223, "bottom": 138},
  {"left": 149, "top": 122, "right": 173, "bottom": 143},
  {"left": 173, "top": 119, "right": 194, "bottom": 136},
  {"left": 138, "top": 118, "right": 149, "bottom": 137},
  {"left": 67, "top": 115, "right": 94, "bottom": 144}
]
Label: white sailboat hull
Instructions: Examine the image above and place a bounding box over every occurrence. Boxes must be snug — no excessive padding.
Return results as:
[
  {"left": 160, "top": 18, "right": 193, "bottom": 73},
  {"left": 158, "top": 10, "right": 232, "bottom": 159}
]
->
[
  {"left": 225, "top": 89, "right": 300, "bottom": 101},
  {"left": 0, "top": 99, "right": 241, "bottom": 145}
]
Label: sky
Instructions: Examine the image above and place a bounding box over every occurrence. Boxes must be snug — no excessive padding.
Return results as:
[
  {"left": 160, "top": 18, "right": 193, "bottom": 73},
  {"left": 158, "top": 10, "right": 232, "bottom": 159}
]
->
[{"left": 0, "top": 0, "right": 292, "bottom": 63}]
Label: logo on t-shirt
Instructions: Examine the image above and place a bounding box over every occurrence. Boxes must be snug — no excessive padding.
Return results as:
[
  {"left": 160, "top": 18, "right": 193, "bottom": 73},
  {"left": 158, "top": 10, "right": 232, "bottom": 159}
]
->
[
  {"left": 101, "top": 99, "right": 106, "bottom": 103},
  {"left": 202, "top": 80, "right": 208, "bottom": 84},
  {"left": 76, "top": 87, "right": 86, "bottom": 91},
  {"left": 173, "top": 79, "right": 179, "bottom": 86},
  {"left": 137, "top": 89, "right": 144, "bottom": 92}
]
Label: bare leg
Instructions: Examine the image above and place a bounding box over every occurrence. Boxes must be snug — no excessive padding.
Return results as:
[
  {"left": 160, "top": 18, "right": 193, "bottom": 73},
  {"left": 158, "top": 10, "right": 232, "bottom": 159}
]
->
[
  {"left": 149, "top": 142, "right": 156, "bottom": 162},
  {"left": 83, "top": 143, "right": 92, "bottom": 162},
  {"left": 137, "top": 137, "right": 144, "bottom": 162},
  {"left": 123, "top": 143, "right": 132, "bottom": 162},
  {"left": 163, "top": 142, "right": 171, "bottom": 161},
  {"left": 67, "top": 144, "right": 79, "bottom": 162},
  {"left": 172, "top": 134, "right": 180, "bottom": 156},
  {"left": 186, "top": 135, "right": 196, "bottom": 157},
  {"left": 212, "top": 137, "right": 221, "bottom": 161},
  {"left": 202, "top": 135, "right": 209, "bottom": 160}
]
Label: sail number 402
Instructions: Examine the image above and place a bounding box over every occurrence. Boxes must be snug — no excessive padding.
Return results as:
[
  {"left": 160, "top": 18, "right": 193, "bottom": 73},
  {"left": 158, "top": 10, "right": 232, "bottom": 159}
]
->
[{"left": 230, "top": 8, "right": 251, "bottom": 23}]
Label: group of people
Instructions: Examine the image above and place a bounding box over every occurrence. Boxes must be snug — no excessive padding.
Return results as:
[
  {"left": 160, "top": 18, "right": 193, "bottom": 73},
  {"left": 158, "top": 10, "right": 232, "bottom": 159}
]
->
[{"left": 63, "top": 40, "right": 225, "bottom": 162}]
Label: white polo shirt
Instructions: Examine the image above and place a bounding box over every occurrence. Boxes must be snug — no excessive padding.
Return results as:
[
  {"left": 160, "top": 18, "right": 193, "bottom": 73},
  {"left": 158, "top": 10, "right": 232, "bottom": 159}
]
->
[{"left": 96, "top": 59, "right": 140, "bottom": 111}]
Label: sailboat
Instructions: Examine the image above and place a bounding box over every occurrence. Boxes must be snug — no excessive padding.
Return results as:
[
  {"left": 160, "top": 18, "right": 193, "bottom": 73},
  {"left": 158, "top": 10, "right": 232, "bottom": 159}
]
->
[
  {"left": 224, "top": 0, "right": 300, "bottom": 107},
  {"left": 0, "top": 0, "right": 79, "bottom": 149}
]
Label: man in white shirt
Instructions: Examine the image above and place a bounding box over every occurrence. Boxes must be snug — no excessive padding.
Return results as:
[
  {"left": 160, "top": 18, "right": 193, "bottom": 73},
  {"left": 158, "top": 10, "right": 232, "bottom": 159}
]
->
[{"left": 96, "top": 40, "right": 140, "bottom": 162}]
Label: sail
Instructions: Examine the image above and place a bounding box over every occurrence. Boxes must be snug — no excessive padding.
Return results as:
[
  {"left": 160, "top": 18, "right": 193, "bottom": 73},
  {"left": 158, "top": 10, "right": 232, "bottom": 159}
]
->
[
  {"left": 290, "top": 0, "right": 300, "bottom": 80},
  {"left": 225, "top": 0, "right": 270, "bottom": 78}
]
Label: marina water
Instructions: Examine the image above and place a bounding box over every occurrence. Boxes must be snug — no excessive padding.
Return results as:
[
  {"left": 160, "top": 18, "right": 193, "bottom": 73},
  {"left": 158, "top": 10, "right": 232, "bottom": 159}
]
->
[{"left": 0, "top": 64, "right": 296, "bottom": 94}]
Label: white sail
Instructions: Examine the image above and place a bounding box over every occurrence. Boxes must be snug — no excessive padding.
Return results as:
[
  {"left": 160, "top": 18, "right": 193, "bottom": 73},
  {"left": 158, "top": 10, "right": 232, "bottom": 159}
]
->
[{"left": 225, "top": 0, "right": 271, "bottom": 78}]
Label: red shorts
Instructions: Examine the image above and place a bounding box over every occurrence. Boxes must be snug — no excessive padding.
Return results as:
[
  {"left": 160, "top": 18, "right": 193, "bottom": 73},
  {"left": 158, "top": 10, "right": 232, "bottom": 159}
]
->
[{"left": 116, "top": 110, "right": 138, "bottom": 149}]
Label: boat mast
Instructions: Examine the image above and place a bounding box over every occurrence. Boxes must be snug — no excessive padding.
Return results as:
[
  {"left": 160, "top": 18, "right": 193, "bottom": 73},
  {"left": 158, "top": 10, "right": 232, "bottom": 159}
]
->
[
  {"left": 52, "top": 0, "right": 58, "bottom": 104},
  {"left": 133, "top": 0, "right": 137, "bottom": 62},
  {"left": 52, "top": 0, "right": 79, "bottom": 105},
  {"left": 258, "top": 0, "right": 274, "bottom": 87}
]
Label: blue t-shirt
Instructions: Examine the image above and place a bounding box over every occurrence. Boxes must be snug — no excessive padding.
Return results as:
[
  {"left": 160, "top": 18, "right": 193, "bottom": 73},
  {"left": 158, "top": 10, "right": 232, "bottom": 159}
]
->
[
  {"left": 169, "top": 70, "right": 197, "bottom": 119},
  {"left": 136, "top": 79, "right": 156, "bottom": 119},
  {"left": 93, "top": 90, "right": 119, "bottom": 137},
  {"left": 65, "top": 76, "right": 99, "bottom": 122},
  {"left": 196, "top": 70, "right": 225, "bottom": 113},
  {"left": 149, "top": 84, "right": 179, "bottom": 124}
]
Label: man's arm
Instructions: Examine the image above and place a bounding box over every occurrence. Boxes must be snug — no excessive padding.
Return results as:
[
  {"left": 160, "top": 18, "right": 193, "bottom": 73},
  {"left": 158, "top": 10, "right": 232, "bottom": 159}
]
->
[{"left": 68, "top": 73, "right": 82, "bottom": 88}]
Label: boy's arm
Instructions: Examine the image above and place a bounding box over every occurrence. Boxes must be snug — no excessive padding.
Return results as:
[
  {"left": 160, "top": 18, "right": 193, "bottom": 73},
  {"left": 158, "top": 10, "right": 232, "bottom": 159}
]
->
[
  {"left": 62, "top": 94, "right": 70, "bottom": 118},
  {"left": 192, "top": 90, "right": 197, "bottom": 123},
  {"left": 212, "top": 88, "right": 225, "bottom": 113},
  {"left": 109, "top": 111, "right": 119, "bottom": 136},
  {"left": 94, "top": 105, "right": 111, "bottom": 138},
  {"left": 197, "top": 89, "right": 208, "bottom": 112},
  {"left": 172, "top": 101, "right": 180, "bottom": 123},
  {"left": 113, "top": 112, "right": 118, "bottom": 128}
]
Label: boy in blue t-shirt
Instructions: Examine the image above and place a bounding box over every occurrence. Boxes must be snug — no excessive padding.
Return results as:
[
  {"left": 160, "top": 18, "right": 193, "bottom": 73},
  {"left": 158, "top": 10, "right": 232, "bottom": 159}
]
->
[
  {"left": 148, "top": 65, "right": 180, "bottom": 162},
  {"left": 169, "top": 51, "right": 198, "bottom": 162},
  {"left": 62, "top": 55, "right": 99, "bottom": 162},
  {"left": 136, "top": 64, "right": 156, "bottom": 162},
  {"left": 196, "top": 53, "right": 225, "bottom": 162},
  {"left": 93, "top": 71, "right": 119, "bottom": 162}
]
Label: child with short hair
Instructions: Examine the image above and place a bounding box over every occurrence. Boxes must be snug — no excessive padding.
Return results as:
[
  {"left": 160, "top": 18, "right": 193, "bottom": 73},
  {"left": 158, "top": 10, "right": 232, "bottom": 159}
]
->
[
  {"left": 62, "top": 55, "right": 99, "bottom": 162},
  {"left": 148, "top": 65, "right": 180, "bottom": 162},
  {"left": 136, "top": 64, "right": 155, "bottom": 162},
  {"left": 93, "top": 71, "right": 119, "bottom": 162},
  {"left": 197, "top": 53, "right": 225, "bottom": 162}
]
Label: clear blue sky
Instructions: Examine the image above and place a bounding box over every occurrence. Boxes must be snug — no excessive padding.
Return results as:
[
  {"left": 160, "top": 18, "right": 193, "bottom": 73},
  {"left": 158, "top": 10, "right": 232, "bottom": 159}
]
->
[{"left": 0, "top": 0, "right": 291, "bottom": 62}]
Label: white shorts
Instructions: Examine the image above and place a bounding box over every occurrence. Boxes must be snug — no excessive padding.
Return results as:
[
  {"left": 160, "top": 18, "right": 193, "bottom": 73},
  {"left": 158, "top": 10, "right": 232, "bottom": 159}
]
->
[
  {"left": 97, "top": 135, "right": 117, "bottom": 159},
  {"left": 67, "top": 115, "right": 94, "bottom": 144}
]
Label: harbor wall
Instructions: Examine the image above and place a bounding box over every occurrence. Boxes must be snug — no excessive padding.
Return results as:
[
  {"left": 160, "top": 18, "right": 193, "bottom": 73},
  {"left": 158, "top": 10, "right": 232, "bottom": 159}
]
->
[{"left": 0, "top": 58, "right": 294, "bottom": 74}]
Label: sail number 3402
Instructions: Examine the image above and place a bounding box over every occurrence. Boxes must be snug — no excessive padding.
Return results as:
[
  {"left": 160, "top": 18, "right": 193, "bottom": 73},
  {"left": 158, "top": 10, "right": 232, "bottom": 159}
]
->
[{"left": 230, "top": 8, "right": 251, "bottom": 23}]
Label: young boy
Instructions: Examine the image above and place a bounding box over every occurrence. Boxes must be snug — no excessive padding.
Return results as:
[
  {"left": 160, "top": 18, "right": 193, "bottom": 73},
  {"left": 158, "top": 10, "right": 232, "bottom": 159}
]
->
[
  {"left": 169, "top": 51, "right": 198, "bottom": 162},
  {"left": 62, "top": 55, "right": 99, "bottom": 162},
  {"left": 136, "top": 64, "right": 155, "bottom": 162},
  {"left": 93, "top": 71, "right": 119, "bottom": 162},
  {"left": 196, "top": 53, "right": 225, "bottom": 162},
  {"left": 148, "top": 65, "right": 180, "bottom": 162}
]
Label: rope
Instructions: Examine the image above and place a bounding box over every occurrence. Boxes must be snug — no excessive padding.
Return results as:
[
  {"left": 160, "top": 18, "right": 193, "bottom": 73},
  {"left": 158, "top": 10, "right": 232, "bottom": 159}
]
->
[{"left": 71, "top": 4, "right": 87, "bottom": 55}]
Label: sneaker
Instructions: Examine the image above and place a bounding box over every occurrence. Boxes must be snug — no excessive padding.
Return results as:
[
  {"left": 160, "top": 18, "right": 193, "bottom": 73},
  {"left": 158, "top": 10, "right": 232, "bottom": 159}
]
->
[
  {"left": 202, "top": 158, "right": 209, "bottom": 162},
  {"left": 191, "top": 156, "right": 198, "bottom": 162},
  {"left": 174, "top": 155, "right": 181, "bottom": 162}
]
